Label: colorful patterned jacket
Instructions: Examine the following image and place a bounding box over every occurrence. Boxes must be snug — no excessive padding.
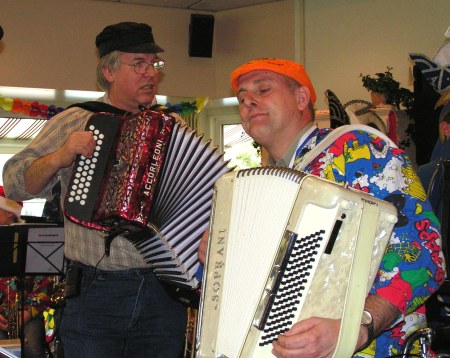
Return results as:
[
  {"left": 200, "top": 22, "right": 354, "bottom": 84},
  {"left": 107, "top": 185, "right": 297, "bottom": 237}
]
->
[{"left": 293, "top": 127, "right": 445, "bottom": 357}]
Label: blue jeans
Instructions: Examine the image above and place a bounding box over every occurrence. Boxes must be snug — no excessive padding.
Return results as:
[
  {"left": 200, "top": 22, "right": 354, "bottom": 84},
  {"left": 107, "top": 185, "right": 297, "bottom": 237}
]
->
[{"left": 60, "top": 262, "right": 187, "bottom": 358}]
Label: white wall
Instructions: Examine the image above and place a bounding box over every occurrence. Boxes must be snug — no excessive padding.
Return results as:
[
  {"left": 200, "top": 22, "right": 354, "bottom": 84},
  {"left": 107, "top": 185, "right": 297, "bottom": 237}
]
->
[
  {"left": 214, "top": 0, "right": 298, "bottom": 98},
  {"left": 0, "top": 0, "right": 216, "bottom": 98},
  {"left": 305, "top": 0, "right": 449, "bottom": 108},
  {"left": 0, "top": 0, "right": 448, "bottom": 123},
  {"left": 0, "top": 0, "right": 296, "bottom": 100}
]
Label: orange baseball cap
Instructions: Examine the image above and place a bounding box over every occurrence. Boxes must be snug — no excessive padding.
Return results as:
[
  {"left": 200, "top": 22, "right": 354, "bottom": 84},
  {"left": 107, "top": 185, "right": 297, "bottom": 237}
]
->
[{"left": 230, "top": 58, "right": 317, "bottom": 104}]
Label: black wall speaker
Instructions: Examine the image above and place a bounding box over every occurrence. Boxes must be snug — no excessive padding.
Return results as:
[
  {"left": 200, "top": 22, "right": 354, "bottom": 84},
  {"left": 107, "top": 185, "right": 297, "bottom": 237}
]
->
[{"left": 189, "top": 14, "right": 214, "bottom": 58}]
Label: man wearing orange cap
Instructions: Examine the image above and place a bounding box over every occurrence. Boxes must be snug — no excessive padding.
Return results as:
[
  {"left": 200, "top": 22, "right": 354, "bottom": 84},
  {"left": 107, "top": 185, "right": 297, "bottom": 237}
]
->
[
  {"left": 225, "top": 58, "right": 445, "bottom": 356},
  {"left": 0, "top": 185, "right": 53, "bottom": 357}
]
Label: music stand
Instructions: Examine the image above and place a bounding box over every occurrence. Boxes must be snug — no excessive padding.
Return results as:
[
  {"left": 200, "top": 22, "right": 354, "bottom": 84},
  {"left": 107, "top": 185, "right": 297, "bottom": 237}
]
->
[{"left": 0, "top": 223, "right": 65, "bottom": 357}]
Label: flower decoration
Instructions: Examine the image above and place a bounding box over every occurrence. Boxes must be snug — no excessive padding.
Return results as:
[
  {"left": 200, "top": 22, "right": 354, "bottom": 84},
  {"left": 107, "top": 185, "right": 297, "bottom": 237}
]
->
[
  {"left": 0, "top": 95, "right": 207, "bottom": 120},
  {"left": 0, "top": 95, "right": 64, "bottom": 119},
  {"left": 0, "top": 97, "right": 13, "bottom": 111}
]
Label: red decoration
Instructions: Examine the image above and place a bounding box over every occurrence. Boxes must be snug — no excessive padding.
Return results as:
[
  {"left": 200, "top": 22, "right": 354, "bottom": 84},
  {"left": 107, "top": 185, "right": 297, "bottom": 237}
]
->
[{"left": 0, "top": 95, "right": 64, "bottom": 119}]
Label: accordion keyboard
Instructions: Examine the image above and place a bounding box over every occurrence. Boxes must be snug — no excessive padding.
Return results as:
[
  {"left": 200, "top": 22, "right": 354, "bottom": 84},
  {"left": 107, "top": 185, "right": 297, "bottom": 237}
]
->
[
  {"left": 65, "top": 114, "right": 120, "bottom": 222},
  {"left": 260, "top": 229, "right": 327, "bottom": 346}
]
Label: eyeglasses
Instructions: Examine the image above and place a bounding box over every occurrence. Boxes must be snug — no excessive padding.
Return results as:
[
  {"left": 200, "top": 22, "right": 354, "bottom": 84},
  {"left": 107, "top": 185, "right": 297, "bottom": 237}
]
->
[{"left": 125, "top": 59, "right": 165, "bottom": 74}]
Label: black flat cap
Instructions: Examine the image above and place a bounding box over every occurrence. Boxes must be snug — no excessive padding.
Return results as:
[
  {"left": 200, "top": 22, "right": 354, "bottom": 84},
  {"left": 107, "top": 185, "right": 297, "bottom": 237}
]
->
[{"left": 96, "top": 22, "right": 164, "bottom": 58}]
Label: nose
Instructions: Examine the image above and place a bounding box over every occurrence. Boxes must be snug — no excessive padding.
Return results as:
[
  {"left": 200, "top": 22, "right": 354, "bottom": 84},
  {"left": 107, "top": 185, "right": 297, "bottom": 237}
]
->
[
  {"left": 143, "top": 64, "right": 157, "bottom": 77},
  {"left": 241, "top": 93, "right": 258, "bottom": 109}
]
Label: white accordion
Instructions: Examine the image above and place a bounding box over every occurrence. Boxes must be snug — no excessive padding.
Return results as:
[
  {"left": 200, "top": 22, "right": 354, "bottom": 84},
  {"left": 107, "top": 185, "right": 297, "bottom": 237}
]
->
[{"left": 196, "top": 167, "right": 398, "bottom": 358}]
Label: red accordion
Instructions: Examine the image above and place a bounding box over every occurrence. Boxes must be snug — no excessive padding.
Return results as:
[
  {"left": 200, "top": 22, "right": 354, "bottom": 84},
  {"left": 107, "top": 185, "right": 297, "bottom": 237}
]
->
[{"left": 64, "top": 110, "right": 231, "bottom": 289}]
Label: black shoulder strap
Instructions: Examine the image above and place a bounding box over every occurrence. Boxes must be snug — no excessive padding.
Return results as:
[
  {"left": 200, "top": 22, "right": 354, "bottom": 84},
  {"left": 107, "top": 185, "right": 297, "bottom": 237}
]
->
[{"left": 66, "top": 101, "right": 128, "bottom": 116}]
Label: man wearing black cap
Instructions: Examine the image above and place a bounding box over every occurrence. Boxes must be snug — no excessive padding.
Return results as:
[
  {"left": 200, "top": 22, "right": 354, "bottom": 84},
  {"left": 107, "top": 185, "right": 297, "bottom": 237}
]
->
[{"left": 3, "top": 22, "right": 187, "bottom": 357}]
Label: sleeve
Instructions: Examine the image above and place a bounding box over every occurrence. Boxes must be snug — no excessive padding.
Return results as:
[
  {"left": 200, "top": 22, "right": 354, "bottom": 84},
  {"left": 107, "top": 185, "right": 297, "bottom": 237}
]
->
[
  {"left": 2, "top": 107, "right": 91, "bottom": 201},
  {"left": 308, "top": 129, "right": 446, "bottom": 319}
]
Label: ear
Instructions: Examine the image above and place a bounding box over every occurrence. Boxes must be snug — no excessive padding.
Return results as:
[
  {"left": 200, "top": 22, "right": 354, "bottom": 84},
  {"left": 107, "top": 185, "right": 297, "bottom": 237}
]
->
[
  {"left": 102, "top": 65, "right": 115, "bottom": 83},
  {"left": 294, "top": 85, "right": 311, "bottom": 111},
  {"left": 440, "top": 121, "right": 450, "bottom": 140}
]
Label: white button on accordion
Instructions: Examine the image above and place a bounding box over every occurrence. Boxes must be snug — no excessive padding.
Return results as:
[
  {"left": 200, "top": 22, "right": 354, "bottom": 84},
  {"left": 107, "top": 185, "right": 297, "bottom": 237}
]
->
[
  {"left": 196, "top": 167, "right": 398, "bottom": 358},
  {"left": 64, "top": 110, "right": 232, "bottom": 290}
]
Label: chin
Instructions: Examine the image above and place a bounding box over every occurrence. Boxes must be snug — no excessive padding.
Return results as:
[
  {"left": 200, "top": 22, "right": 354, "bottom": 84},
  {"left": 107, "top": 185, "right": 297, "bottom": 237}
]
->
[{"left": 138, "top": 96, "right": 155, "bottom": 107}]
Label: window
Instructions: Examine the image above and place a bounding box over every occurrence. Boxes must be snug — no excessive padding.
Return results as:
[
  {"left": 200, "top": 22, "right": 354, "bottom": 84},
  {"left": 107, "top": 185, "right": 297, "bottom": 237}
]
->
[{"left": 222, "top": 124, "right": 260, "bottom": 169}]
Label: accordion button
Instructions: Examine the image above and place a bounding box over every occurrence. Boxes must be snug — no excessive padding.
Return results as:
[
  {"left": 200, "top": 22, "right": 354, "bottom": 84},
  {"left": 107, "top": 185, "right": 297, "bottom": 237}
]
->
[
  {"left": 341, "top": 200, "right": 351, "bottom": 210},
  {"left": 387, "top": 214, "right": 398, "bottom": 224}
]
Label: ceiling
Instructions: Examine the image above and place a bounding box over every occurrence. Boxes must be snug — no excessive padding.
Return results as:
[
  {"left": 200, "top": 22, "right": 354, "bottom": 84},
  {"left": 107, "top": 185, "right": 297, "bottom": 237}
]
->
[{"left": 95, "top": 0, "right": 282, "bottom": 12}]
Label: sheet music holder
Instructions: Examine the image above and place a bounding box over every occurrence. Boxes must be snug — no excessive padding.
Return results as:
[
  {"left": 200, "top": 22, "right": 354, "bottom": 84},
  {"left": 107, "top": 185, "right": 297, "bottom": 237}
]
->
[
  {"left": 0, "top": 223, "right": 65, "bottom": 277},
  {"left": 0, "top": 223, "right": 64, "bottom": 357}
]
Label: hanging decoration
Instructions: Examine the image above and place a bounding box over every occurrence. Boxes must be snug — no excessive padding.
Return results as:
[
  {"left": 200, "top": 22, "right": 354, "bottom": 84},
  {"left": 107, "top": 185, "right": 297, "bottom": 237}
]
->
[
  {"left": 0, "top": 95, "right": 65, "bottom": 120},
  {"left": 0, "top": 95, "right": 208, "bottom": 122},
  {"left": 0, "top": 95, "right": 208, "bottom": 140},
  {"left": 154, "top": 97, "right": 209, "bottom": 129}
]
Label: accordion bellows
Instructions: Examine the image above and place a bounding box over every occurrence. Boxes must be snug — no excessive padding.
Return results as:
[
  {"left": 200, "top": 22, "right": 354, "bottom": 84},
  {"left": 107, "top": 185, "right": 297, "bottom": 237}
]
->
[
  {"left": 64, "top": 110, "right": 232, "bottom": 288},
  {"left": 196, "top": 167, "right": 398, "bottom": 357}
]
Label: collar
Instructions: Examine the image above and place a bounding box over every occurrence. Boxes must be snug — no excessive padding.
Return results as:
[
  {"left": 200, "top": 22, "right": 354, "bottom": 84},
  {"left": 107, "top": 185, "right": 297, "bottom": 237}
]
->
[{"left": 98, "top": 93, "right": 111, "bottom": 104}]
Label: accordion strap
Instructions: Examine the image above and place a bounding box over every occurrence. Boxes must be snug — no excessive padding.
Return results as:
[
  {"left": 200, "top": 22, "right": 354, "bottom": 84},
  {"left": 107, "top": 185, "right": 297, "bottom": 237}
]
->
[
  {"left": 295, "top": 124, "right": 398, "bottom": 171},
  {"left": 66, "top": 101, "right": 129, "bottom": 115}
]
